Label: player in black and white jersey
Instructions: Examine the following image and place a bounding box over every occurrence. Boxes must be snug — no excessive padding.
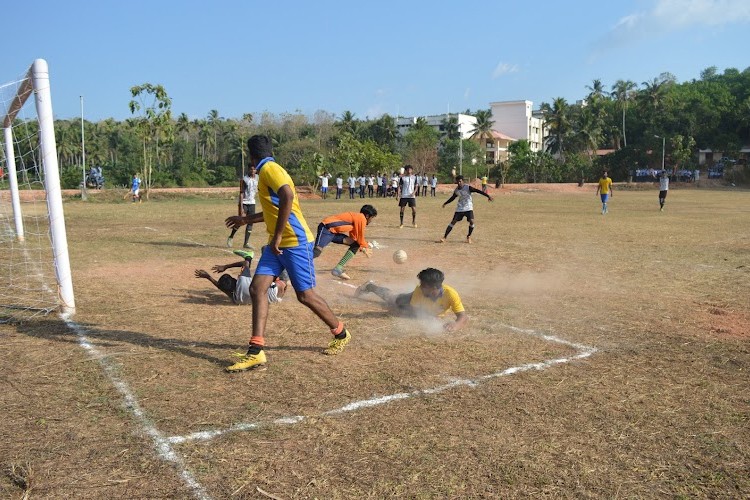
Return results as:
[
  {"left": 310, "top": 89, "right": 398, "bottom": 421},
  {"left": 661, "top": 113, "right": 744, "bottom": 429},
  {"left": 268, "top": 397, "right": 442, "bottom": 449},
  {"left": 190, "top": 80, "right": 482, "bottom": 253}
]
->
[
  {"left": 437, "top": 175, "right": 493, "bottom": 244},
  {"left": 397, "top": 164, "right": 418, "bottom": 228}
]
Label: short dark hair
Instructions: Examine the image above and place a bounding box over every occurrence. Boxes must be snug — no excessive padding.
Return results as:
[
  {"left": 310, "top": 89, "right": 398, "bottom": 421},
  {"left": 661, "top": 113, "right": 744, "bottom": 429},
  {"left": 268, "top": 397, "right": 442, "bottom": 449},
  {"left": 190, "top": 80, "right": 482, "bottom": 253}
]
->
[
  {"left": 417, "top": 268, "right": 444, "bottom": 287},
  {"left": 247, "top": 135, "right": 273, "bottom": 161},
  {"left": 360, "top": 204, "right": 378, "bottom": 217},
  {"left": 404, "top": 164, "right": 413, "bottom": 171},
  {"left": 455, "top": 175, "right": 464, "bottom": 182},
  {"left": 217, "top": 274, "right": 236, "bottom": 296}
]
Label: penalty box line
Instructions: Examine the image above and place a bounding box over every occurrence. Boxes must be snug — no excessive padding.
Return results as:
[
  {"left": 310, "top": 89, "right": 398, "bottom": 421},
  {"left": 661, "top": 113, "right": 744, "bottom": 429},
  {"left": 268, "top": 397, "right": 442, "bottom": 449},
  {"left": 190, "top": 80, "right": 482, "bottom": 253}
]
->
[
  {"left": 167, "top": 322, "right": 598, "bottom": 445},
  {"left": 63, "top": 316, "right": 211, "bottom": 500}
]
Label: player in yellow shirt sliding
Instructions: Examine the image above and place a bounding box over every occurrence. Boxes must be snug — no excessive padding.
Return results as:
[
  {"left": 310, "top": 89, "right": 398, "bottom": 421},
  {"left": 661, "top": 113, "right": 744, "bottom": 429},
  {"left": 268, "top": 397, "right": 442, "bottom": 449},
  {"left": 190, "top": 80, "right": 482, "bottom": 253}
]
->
[{"left": 354, "top": 268, "right": 468, "bottom": 332}]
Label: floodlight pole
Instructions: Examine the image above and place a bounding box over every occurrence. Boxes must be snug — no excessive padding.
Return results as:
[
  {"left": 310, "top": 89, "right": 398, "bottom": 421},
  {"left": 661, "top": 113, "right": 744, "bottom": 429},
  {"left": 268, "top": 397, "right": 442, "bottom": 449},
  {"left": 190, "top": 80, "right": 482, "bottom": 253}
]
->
[
  {"left": 80, "top": 96, "right": 88, "bottom": 201},
  {"left": 654, "top": 135, "right": 665, "bottom": 171},
  {"left": 458, "top": 121, "right": 463, "bottom": 176}
]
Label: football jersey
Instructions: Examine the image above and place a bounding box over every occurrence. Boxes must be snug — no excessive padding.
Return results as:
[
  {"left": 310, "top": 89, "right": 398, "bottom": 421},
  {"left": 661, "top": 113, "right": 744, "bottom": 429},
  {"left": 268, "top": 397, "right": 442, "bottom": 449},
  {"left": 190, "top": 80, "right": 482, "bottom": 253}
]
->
[
  {"left": 399, "top": 175, "right": 417, "bottom": 198},
  {"left": 256, "top": 157, "right": 314, "bottom": 248},
  {"left": 598, "top": 177, "right": 612, "bottom": 194},
  {"left": 409, "top": 284, "right": 465, "bottom": 317},
  {"left": 233, "top": 268, "right": 252, "bottom": 305},
  {"left": 242, "top": 174, "right": 258, "bottom": 205},
  {"left": 454, "top": 184, "right": 474, "bottom": 212}
]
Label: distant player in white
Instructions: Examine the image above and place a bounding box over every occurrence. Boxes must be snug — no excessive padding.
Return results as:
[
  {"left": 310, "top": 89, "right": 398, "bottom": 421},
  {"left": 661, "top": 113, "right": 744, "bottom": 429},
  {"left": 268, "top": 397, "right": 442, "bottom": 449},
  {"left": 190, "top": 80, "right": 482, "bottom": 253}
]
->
[
  {"left": 228, "top": 165, "right": 258, "bottom": 248},
  {"left": 658, "top": 169, "right": 669, "bottom": 212},
  {"left": 335, "top": 174, "right": 344, "bottom": 199},
  {"left": 318, "top": 171, "right": 332, "bottom": 199},
  {"left": 397, "top": 165, "right": 418, "bottom": 228},
  {"left": 437, "top": 175, "right": 493, "bottom": 244}
]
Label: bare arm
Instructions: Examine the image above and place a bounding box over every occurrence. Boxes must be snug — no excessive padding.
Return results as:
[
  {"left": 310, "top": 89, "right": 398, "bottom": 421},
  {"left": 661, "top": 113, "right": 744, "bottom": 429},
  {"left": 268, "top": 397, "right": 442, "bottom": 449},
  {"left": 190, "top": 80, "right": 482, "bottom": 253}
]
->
[
  {"left": 270, "top": 184, "right": 294, "bottom": 254},
  {"left": 444, "top": 311, "right": 468, "bottom": 332},
  {"left": 211, "top": 261, "right": 244, "bottom": 273},
  {"left": 225, "top": 211, "right": 264, "bottom": 230}
]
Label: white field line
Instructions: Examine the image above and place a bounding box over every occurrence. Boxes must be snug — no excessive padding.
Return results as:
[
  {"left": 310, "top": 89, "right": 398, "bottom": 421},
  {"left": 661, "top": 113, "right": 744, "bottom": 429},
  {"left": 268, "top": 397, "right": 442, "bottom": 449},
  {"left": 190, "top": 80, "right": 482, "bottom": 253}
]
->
[
  {"left": 63, "top": 316, "right": 211, "bottom": 500},
  {"left": 167, "top": 322, "right": 597, "bottom": 445}
]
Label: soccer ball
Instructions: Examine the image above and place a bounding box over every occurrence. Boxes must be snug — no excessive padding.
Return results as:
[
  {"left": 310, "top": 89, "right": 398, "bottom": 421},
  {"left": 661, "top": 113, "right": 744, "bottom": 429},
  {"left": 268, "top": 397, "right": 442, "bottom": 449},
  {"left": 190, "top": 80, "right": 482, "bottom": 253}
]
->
[{"left": 393, "top": 249, "right": 407, "bottom": 264}]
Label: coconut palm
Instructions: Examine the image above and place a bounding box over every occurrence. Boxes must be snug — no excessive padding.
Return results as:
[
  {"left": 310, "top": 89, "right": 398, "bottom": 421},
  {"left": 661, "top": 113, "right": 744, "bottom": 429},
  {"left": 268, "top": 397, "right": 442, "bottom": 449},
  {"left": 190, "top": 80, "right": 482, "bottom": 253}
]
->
[
  {"left": 543, "top": 98, "right": 571, "bottom": 159},
  {"left": 611, "top": 80, "right": 637, "bottom": 147},
  {"left": 469, "top": 109, "right": 494, "bottom": 142},
  {"left": 441, "top": 115, "right": 460, "bottom": 140}
]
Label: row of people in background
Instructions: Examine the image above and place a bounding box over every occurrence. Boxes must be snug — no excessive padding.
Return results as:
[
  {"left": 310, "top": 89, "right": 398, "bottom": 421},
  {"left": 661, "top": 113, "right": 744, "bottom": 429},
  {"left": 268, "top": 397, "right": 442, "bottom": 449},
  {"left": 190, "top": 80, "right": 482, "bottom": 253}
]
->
[{"left": 318, "top": 171, "right": 439, "bottom": 200}]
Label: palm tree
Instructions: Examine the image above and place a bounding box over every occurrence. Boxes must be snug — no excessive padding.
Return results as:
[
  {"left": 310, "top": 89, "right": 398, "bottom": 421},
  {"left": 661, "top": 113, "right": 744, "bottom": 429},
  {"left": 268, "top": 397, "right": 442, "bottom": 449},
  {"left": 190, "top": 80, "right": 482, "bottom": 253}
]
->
[
  {"left": 576, "top": 107, "right": 603, "bottom": 158},
  {"left": 611, "top": 80, "right": 637, "bottom": 147},
  {"left": 586, "top": 79, "right": 606, "bottom": 104},
  {"left": 441, "top": 115, "right": 460, "bottom": 140},
  {"left": 543, "top": 98, "right": 571, "bottom": 159},
  {"left": 371, "top": 114, "right": 398, "bottom": 150},
  {"left": 207, "top": 109, "right": 221, "bottom": 163},
  {"left": 336, "top": 110, "right": 360, "bottom": 137},
  {"left": 469, "top": 110, "right": 494, "bottom": 142}
]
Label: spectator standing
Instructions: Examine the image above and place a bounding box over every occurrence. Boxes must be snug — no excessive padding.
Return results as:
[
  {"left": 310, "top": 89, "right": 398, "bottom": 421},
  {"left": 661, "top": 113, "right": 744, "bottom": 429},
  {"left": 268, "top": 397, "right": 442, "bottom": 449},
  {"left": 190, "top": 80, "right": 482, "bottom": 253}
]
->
[
  {"left": 658, "top": 169, "right": 669, "bottom": 212},
  {"left": 335, "top": 174, "right": 343, "bottom": 199}
]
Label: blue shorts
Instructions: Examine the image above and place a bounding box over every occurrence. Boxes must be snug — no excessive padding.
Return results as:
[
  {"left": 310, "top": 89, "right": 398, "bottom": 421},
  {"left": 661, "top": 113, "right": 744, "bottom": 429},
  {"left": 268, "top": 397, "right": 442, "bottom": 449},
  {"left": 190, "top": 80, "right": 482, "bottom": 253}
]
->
[
  {"left": 315, "top": 222, "right": 347, "bottom": 248},
  {"left": 255, "top": 242, "right": 316, "bottom": 292},
  {"left": 321, "top": 186, "right": 328, "bottom": 193},
  {"left": 600, "top": 193, "right": 609, "bottom": 203}
]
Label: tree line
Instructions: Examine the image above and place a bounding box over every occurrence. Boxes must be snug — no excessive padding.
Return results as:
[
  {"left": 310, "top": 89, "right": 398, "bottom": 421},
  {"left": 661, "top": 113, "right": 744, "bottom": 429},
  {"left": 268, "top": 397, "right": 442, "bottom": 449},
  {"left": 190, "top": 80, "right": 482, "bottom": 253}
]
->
[{"left": 9, "top": 65, "right": 748, "bottom": 191}]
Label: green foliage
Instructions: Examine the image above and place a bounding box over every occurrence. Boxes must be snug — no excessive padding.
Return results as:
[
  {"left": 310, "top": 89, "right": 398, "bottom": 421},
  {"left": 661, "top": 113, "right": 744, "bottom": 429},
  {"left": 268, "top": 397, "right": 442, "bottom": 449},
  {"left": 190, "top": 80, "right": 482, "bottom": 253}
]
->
[
  {"left": 595, "top": 147, "right": 650, "bottom": 181},
  {"left": 40, "top": 66, "right": 750, "bottom": 189}
]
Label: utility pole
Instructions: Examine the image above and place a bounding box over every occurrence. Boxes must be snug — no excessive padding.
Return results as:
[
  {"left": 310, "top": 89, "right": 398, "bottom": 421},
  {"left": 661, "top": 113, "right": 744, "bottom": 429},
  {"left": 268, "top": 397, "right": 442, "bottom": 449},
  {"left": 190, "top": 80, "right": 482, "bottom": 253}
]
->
[{"left": 80, "top": 96, "right": 88, "bottom": 201}]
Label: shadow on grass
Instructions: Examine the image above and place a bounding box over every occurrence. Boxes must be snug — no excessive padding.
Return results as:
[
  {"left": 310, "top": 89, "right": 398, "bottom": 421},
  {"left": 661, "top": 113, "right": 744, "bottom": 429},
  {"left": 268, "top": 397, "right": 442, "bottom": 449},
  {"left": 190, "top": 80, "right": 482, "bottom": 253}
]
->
[{"left": 10, "top": 317, "right": 236, "bottom": 366}]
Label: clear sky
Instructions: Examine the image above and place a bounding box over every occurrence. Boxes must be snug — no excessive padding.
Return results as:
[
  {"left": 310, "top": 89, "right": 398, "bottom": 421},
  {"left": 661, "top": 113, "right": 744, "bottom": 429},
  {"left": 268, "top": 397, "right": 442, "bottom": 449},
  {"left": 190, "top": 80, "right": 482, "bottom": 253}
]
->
[{"left": 2, "top": 0, "right": 748, "bottom": 122}]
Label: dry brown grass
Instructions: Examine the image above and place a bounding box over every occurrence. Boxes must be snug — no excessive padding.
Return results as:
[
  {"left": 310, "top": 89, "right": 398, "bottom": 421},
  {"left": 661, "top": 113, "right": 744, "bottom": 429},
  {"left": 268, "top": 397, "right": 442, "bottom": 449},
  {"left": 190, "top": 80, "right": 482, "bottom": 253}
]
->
[{"left": 1, "top": 184, "right": 748, "bottom": 498}]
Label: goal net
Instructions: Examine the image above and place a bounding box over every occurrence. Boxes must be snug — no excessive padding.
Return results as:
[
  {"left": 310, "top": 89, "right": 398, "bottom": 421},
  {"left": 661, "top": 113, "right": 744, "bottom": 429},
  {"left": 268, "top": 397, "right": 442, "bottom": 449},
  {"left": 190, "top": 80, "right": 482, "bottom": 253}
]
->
[{"left": 0, "top": 59, "right": 75, "bottom": 321}]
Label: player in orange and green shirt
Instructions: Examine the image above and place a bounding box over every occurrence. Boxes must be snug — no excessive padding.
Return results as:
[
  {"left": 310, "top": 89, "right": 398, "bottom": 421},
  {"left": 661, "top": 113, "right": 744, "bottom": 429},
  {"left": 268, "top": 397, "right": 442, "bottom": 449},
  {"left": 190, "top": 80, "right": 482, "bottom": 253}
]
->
[
  {"left": 354, "top": 268, "right": 468, "bottom": 332},
  {"left": 313, "top": 205, "right": 378, "bottom": 280}
]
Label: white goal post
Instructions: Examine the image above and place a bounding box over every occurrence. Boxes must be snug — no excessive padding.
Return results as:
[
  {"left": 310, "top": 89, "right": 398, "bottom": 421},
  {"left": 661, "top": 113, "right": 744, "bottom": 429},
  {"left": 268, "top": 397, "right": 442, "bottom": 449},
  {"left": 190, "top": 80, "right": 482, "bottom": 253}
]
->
[{"left": 1, "top": 59, "right": 75, "bottom": 318}]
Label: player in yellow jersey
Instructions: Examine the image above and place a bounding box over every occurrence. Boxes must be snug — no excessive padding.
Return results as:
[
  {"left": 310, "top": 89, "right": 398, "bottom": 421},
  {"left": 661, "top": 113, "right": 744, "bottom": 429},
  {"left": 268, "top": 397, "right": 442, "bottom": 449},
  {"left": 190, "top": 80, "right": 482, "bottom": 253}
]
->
[
  {"left": 595, "top": 170, "right": 614, "bottom": 214},
  {"left": 224, "top": 135, "right": 352, "bottom": 372},
  {"left": 354, "top": 268, "right": 468, "bottom": 332}
]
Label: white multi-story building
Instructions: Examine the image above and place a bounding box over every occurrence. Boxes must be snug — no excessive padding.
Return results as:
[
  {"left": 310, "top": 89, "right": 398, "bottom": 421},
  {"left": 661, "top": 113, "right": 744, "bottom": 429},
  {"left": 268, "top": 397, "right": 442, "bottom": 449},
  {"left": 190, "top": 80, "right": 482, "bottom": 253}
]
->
[
  {"left": 395, "top": 100, "right": 547, "bottom": 166},
  {"left": 489, "top": 100, "right": 545, "bottom": 152},
  {"left": 396, "top": 113, "right": 476, "bottom": 139}
]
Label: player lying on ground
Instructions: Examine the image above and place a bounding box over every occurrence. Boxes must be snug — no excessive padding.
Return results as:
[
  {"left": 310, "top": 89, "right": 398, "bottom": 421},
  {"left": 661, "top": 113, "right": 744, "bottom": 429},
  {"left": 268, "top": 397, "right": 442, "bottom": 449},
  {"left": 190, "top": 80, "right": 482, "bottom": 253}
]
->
[
  {"left": 194, "top": 249, "right": 288, "bottom": 304},
  {"left": 354, "top": 267, "right": 468, "bottom": 332},
  {"left": 437, "top": 175, "right": 493, "bottom": 244},
  {"left": 313, "top": 204, "right": 377, "bottom": 280}
]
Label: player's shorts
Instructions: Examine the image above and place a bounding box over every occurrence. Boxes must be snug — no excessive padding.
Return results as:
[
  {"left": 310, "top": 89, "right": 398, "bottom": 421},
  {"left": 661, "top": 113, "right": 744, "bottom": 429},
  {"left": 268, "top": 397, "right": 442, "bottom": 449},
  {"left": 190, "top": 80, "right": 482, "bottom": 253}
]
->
[
  {"left": 453, "top": 210, "right": 474, "bottom": 222},
  {"left": 659, "top": 190, "right": 668, "bottom": 199},
  {"left": 398, "top": 197, "right": 416, "bottom": 208},
  {"left": 255, "top": 242, "right": 316, "bottom": 293},
  {"left": 133, "top": 188, "right": 140, "bottom": 197},
  {"left": 321, "top": 186, "right": 328, "bottom": 193},
  {"left": 242, "top": 203, "right": 255, "bottom": 219},
  {"left": 600, "top": 193, "right": 609, "bottom": 203},
  {"left": 314, "top": 223, "right": 347, "bottom": 249}
]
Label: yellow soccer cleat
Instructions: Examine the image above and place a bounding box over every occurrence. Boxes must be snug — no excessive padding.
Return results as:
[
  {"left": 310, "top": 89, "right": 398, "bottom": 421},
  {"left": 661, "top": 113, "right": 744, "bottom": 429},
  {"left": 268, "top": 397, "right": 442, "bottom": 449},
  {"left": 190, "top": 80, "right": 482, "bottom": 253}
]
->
[
  {"left": 323, "top": 330, "right": 351, "bottom": 355},
  {"left": 225, "top": 350, "right": 267, "bottom": 372}
]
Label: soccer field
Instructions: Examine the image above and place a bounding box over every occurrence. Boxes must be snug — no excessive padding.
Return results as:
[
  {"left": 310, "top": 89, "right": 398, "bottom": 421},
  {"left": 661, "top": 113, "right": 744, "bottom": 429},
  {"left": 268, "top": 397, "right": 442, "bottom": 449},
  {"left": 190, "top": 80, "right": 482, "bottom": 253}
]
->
[{"left": 2, "top": 185, "right": 749, "bottom": 498}]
